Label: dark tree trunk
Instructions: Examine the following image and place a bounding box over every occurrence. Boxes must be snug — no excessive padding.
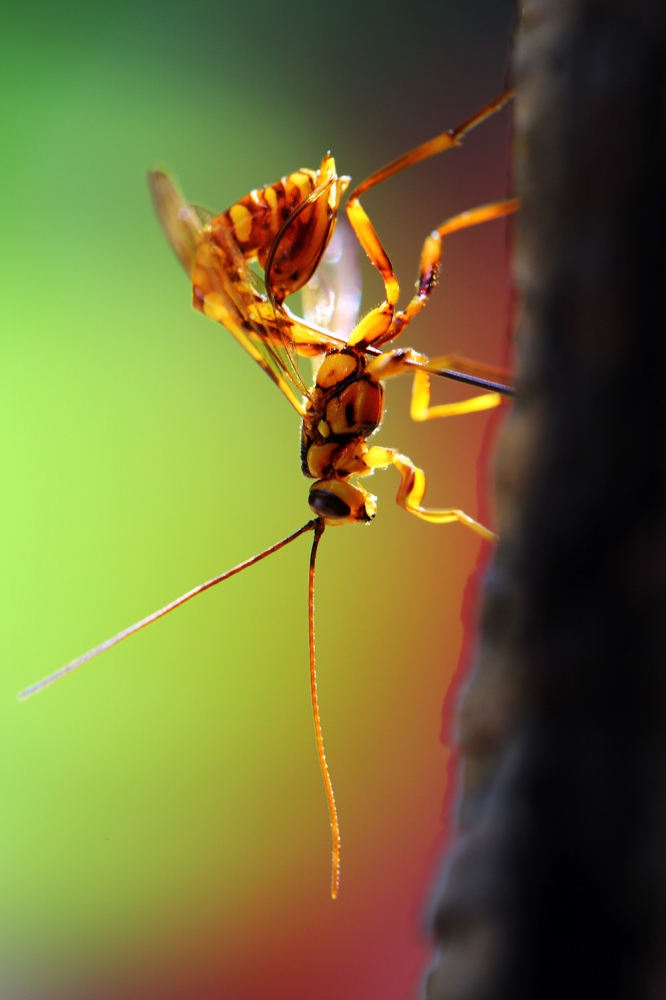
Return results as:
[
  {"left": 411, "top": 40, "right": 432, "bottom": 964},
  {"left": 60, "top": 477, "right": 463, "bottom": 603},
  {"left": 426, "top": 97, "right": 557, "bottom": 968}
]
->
[{"left": 426, "top": 1, "right": 666, "bottom": 998}]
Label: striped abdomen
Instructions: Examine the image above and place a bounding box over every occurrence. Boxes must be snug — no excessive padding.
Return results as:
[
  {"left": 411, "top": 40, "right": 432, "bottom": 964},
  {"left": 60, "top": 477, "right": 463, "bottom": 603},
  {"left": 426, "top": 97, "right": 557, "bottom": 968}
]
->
[{"left": 212, "top": 152, "right": 350, "bottom": 302}]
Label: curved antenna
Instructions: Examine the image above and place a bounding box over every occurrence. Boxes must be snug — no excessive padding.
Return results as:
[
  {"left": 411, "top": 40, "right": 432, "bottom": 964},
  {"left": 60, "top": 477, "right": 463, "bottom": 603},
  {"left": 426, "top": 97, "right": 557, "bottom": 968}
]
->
[
  {"left": 307, "top": 519, "right": 340, "bottom": 899},
  {"left": 19, "top": 519, "right": 318, "bottom": 701}
]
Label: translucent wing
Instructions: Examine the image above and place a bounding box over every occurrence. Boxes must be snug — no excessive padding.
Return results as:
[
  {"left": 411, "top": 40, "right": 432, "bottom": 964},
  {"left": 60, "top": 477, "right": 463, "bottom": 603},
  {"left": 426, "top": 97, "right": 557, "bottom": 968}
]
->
[
  {"left": 196, "top": 214, "right": 318, "bottom": 411},
  {"left": 148, "top": 168, "right": 313, "bottom": 409},
  {"left": 251, "top": 176, "right": 362, "bottom": 400},
  {"left": 148, "top": 169, "right": 206, "bottom": 275},
  {"left": 149, "top": 169, "right": 345, "bottom": 412},
  {"left": 191, "top": 203, "right": 215, "bottom": 227},
  {"left": 263, "top": 178, "right": 347, "bottom": 398},
  {"left": 302, "top": 217, "right": 362, "bottom": 341}
]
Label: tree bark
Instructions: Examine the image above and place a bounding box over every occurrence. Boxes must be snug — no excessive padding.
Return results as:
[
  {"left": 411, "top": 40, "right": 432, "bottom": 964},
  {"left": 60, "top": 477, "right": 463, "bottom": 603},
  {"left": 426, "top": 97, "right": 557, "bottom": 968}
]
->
[{"left": 426, "top": 1, "right": 666, "bottom": 998}]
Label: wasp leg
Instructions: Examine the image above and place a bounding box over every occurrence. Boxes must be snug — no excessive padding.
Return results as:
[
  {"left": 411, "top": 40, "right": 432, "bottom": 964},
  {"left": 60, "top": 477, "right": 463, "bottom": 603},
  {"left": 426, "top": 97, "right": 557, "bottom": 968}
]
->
[
  {"left": 348, "top": 196, "right": 519, "bottom": 352},
  {"left": 349, "top": 92, "right": 513, "bottom": 206},
  {"left": 366, "top": 350, "right": 506, "bottom": 421},
  {"left": 364, "top": 445, "right": 497, "bottom": 542},
  {"left": 385, "top": 198, "right": 520, "bottom": 348},
  {"left": 345, "top": 92, "right": 514, "bottom": 350},
  {"left": 411, "top": 368, "right": 502, "bottom": 420}
]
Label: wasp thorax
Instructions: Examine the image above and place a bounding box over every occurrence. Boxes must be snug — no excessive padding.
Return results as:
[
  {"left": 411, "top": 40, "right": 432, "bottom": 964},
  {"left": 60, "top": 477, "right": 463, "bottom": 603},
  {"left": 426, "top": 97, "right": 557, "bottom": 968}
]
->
[
  {"left": 308, "top": 480, "right": 377, "bottom": 524},
  {"left": 323, "top": 379, "right": 383, "bottom": 437},
  {"left": 315, "top": 351, "right": 358, "bottom": 389}
]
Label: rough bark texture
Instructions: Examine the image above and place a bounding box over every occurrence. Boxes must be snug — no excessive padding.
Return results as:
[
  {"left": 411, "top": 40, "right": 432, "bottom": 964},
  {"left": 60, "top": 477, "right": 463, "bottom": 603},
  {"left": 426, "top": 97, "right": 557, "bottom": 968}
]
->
[{"left": 426, "top": 1, "right": 666, "bottom": 998}]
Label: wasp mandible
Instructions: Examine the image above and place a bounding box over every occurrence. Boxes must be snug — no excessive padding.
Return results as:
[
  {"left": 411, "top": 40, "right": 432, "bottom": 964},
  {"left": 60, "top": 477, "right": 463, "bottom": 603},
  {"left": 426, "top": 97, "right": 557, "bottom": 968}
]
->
[{"left": 20, "top": 91, "right": 518, "bottom": 900}]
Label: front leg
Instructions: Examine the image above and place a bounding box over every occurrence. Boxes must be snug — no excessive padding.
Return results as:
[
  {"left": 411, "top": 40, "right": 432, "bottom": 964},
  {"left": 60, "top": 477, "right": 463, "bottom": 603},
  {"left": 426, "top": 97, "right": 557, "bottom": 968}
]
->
[
  {"left": 344, "top": 92, "right": 514, "bottom": 351},
  {"left": 364, "top": 446, "right": 497, "bottom": 542},
  {"left": 383, "top": 198, "right": 520, "bottom": 348}
]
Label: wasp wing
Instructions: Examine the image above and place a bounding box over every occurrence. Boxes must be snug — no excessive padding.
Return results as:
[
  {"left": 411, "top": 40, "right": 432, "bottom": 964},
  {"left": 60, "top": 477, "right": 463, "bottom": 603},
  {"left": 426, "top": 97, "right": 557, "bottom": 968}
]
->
[
  {"left": 191, "top": 203, "right": 216, "bottom": 227},
  {"left": 148, "top": 169, "right": 206, "bottom": 275},
  {"left": 147, "top": 168, "right": 307, "bottom": 409},
  {"left": 302, "top": 217, "right": 362, "bottom": 341},
  {"left": 197, "top": 215, "right": 317, "bottom": 412},
  {"left": 149, "top": 169, "right": 345, "bottom": 412},
  {"left": 264, "top": 181, "right": 358, "bottom": 390},
  {"left": 205, "top": 183, "right": 353, "bottom": 404},
  {"left": 300, "top": 215, "right": 362, "bottom": 380}
]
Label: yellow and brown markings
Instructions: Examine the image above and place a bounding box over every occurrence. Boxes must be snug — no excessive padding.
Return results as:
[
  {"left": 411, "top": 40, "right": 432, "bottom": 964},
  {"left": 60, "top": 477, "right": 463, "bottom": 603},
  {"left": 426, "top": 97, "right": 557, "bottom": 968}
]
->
[
  {"left": 213, "top": 153, "right": 349, "bottom": 302},
  {"left": 221, "top": 169, "right": 318, "bottom": 265},
  {"left": 28, "top": 91, "right": 517, "bottom": 906},
  {"left": 301, "top": 348, "right": 384, "bottom": 480},
  {"left": 323, "top": 380, "right": 384, "bottom": 437}
]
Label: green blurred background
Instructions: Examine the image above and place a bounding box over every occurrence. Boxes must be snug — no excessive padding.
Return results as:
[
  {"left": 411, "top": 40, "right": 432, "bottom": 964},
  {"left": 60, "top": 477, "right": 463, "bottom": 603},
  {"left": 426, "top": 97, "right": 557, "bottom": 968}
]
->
[{"left": 0, "top": 1, "right": 514, "bottom": 996}]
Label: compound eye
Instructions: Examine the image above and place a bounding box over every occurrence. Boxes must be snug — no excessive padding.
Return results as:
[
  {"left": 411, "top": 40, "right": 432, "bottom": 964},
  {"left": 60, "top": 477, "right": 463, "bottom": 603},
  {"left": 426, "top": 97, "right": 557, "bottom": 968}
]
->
[
  {"left": 308, "top": 489, "right": 351, "bottom": 520},
  {"left": 308, "top": 479, "right": 377, "bottom": 524}
]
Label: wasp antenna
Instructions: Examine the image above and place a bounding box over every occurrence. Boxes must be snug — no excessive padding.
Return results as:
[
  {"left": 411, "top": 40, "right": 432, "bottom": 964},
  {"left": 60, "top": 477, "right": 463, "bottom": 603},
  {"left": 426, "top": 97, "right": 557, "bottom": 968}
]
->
[
  {"left": 430, "top": 367, "right": 515, "bottom": 397},
  {"left": 18, "top": 519, "right": 319, "bottom": 701},
  {"left": 307, "top": 519, "right": 340, "bottom": 899}
]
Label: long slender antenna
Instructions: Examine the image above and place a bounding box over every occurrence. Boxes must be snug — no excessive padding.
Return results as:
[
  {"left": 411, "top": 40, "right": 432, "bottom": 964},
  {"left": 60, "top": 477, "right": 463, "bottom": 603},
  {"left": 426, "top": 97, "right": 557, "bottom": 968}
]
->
[
  {"left": 363, "top": 345, "right": 515, "bottom": 397},
  {"left": 19, "top": 519, "right": 318, "bottom": 701},
  {"left": 428, "top": 367, "right": 515, "bottom": 397},
  {"left": 307, "top": 519, "right": 340, "bottom": 899}
]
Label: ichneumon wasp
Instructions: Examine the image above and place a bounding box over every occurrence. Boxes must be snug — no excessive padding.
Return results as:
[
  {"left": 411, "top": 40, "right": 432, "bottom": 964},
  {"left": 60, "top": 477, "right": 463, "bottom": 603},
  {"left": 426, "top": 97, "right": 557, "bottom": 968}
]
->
[{"left": 19, "top": 90, "right": 518, "bottom": 899}]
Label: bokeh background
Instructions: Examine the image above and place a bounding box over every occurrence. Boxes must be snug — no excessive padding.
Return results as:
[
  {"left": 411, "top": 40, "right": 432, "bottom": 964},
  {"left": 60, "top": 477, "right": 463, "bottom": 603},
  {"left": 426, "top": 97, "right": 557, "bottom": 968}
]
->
[{"left": 0, "top": 1, "right": 514, "bottom": 997}]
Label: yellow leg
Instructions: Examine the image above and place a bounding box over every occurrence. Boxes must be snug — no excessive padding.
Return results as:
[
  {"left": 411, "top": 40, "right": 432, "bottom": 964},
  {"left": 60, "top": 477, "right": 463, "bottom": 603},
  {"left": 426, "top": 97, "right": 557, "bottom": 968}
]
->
[
  {"left": 364, "top": 446, "right": 497, "bottom": 542},
  {"left": 383, "top": 197, "right": 520, "bottom": 347},
  {"left": 348, "top": 92, "right": 514, "bottom": 205},
  {"left": 344, "top": 92, "right": 515, "bottom": 351},
  {"left": 365, "top": 349, "right": 507, "bottom": 422},
  {"left": 411, "top": 372, "right": 502, "bottom": 420}
]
